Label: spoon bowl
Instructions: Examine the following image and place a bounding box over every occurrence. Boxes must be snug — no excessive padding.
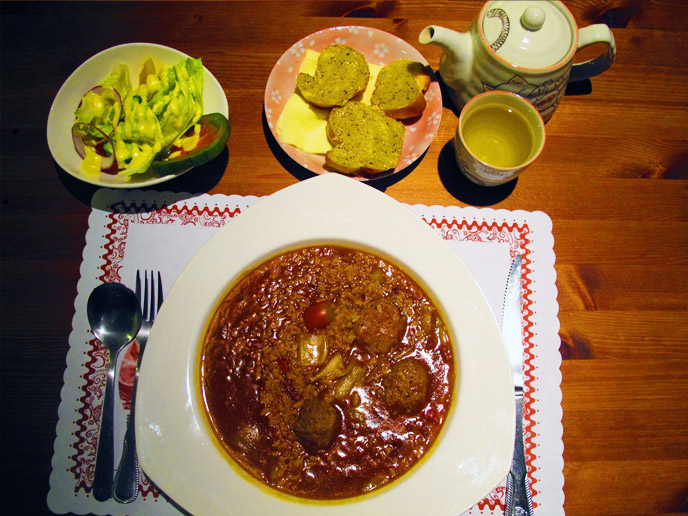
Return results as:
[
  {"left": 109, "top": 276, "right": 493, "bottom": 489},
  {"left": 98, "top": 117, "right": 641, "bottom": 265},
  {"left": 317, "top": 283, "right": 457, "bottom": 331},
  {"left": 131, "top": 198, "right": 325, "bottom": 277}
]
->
[
  {"left": 86, "top": 282, "right": 142, "bottom": 501},
  {"left": 88, "top": 282, "right": 142, "bottom": 346}
]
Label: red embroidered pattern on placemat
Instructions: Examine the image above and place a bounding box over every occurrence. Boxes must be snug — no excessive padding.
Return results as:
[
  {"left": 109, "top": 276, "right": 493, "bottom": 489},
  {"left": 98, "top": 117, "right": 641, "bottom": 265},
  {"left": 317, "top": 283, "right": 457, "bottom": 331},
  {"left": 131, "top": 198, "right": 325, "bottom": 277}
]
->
[
  {"left": 424, "top": 215, "right": 538, "bottom": 511},
  {"left": 70, "top": 336, "right": 107, "bottom": 494},
  {"left": 71, "top": 202, "right": 242, "bottom": 497}
]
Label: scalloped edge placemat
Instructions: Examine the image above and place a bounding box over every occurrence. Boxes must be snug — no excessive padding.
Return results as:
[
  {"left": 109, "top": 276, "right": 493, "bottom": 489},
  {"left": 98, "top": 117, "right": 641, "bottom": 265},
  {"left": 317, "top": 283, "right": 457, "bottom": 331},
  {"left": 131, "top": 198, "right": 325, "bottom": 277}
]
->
[{"left": 48, "top": 189, "right": 562, "bottom": 516}]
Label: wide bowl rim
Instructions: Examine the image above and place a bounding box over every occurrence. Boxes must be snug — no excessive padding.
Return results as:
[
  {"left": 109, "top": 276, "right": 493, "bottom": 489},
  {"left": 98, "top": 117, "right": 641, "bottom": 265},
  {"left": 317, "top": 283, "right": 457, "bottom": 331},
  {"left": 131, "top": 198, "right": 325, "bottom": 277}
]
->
[{"left": 135, "top": 174, "right": 514, "bottom": 516}]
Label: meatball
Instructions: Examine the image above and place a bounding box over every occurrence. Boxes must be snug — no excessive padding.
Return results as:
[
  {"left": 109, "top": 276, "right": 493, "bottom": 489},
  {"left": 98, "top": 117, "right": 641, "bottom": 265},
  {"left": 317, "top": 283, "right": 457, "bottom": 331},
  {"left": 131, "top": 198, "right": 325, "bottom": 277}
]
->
[
  {"left": 381, "top": 358, "right": 429, "bottom": 415},
  {"left": 354, "top": 298, "right": 406, "bottom": 354},
  {"left": 293, "top": 398, "right": 341, "bottom": 454}
]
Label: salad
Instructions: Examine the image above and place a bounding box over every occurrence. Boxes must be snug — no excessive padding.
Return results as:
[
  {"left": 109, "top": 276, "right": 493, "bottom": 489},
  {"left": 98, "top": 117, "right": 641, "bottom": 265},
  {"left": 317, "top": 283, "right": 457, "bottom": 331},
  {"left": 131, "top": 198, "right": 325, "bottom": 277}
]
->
[{"left": 72, "top": 57, "right": 205, "bottom": 178}]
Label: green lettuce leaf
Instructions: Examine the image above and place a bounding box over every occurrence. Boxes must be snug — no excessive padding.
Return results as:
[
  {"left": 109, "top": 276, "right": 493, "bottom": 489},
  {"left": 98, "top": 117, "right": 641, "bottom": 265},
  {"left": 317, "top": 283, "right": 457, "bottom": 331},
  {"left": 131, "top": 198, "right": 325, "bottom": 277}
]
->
[
  {"left": 112, "top": 93, "right": 163, "bottom": 177},
  {"left": 148, "top": 58, "right": 204, "bottom": 148},
  {"left": 73, "top": 57, "right": 205, "bottom": 178},
  {"left": 100, "top": 63, "right": 132, "bottom": 99}
]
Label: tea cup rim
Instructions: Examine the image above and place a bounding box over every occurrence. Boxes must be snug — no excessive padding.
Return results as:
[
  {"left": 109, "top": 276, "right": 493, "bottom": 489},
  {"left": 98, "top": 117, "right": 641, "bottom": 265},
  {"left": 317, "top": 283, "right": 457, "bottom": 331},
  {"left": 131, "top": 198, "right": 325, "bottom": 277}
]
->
[{"left": 457, "top": 90, "right": 546, "bottom": 171}]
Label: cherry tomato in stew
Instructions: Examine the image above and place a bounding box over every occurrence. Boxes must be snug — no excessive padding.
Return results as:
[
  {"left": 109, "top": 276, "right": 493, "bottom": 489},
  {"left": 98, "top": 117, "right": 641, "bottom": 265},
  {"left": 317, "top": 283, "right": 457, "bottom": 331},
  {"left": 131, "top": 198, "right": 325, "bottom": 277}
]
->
[{"left": 303, "top": 300, "right": 335, "bottom": 331}]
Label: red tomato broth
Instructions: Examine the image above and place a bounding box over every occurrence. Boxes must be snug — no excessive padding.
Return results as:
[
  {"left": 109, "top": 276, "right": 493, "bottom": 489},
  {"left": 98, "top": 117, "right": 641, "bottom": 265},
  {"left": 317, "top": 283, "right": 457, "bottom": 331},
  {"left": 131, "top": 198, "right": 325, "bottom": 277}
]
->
[{"left": 200, "top": 245, "right": 455, "bottom": 500}]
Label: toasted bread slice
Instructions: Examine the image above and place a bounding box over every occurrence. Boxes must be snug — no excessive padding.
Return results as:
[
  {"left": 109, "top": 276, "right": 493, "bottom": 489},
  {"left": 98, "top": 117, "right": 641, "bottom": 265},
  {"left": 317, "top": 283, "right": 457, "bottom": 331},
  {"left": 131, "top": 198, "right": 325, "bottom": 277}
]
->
[
  {"left": 371, "top": 60, "right": 431, "bottom": 119},
  {"left": 325, "top": 102, "right": 404, "bottom": 175},
  {"left": 296, "top": 45, "right": 370, "bottom": 108}
]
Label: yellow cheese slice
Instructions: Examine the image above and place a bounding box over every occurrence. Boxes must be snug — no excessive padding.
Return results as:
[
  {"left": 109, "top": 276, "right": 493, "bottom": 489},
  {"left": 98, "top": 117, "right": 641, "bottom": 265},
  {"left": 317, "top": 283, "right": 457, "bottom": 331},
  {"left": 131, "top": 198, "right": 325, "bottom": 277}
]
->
[
  {"left": 276, "top": 94, "right": 332, "bottom": 154},
  {"left": 359, "top": 62, "right": 381, "bottom": 104},
  {"left": 300, "top": 49, "right": 319, "bottom": 76},
  {"left": 276, "top": 49, "right": 381, "bottom": 155}
]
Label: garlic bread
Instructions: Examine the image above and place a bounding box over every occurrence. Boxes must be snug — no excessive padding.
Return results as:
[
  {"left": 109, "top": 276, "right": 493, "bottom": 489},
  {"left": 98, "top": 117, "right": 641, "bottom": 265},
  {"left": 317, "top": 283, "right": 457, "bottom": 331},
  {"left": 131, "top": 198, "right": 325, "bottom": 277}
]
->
[
  {"left": 371, "top": 60, "right": 431, "bottom": 119},
  {"left": 296, "top": 45, "right": 370, "bottom": 108},
  {"left": 325, "top": 101, "right": 404, "bottom": 175}
]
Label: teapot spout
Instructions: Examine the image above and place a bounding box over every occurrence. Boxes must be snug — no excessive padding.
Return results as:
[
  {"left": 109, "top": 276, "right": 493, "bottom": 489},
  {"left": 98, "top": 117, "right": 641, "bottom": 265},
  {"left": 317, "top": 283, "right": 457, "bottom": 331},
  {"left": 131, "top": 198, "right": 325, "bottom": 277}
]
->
[
  {"left": 419, "top": 25, "right": 473, "bottom": 107},
  {"left": 419, "top": 25, "right": 471, "bottom": 56}
]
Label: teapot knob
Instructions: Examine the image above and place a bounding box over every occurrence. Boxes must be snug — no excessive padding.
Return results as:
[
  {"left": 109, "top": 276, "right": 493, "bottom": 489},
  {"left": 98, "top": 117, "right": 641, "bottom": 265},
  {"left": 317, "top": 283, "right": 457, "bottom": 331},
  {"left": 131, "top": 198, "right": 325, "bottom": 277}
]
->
[{"left": 521, "top": 6, "right": 546, "bottom": 31}]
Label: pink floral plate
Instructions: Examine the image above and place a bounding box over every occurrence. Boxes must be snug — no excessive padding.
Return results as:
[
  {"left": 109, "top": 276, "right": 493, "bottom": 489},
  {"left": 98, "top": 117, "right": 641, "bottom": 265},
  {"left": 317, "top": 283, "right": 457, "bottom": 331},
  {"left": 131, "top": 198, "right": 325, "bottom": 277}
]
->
[{"left": 264, "top": 26, "right": 443, "bottom": 181}]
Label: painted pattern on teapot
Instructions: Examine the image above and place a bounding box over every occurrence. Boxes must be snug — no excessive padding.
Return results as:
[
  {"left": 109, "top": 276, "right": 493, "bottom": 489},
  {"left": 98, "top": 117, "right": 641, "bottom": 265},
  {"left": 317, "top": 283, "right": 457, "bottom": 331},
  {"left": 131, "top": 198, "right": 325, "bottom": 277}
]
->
[{"left": 483, "top": 72, "right": 569, "bottom": 116}]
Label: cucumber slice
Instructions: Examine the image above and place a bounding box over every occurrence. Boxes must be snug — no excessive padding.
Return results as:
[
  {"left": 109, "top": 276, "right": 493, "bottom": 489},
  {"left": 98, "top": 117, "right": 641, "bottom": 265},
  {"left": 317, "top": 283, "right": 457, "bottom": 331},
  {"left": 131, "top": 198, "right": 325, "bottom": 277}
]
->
[{"left": 151, "top": 113, "right": 230, "bottom": 177}]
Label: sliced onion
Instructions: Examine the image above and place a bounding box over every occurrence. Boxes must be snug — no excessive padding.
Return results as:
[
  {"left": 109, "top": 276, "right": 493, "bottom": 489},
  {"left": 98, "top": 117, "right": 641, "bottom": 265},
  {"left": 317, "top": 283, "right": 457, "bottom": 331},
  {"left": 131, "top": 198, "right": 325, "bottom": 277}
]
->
[
  {"left": 72, "top": 84, "right": 123, "bottom": 173},
  {"left": 76, "top": 85, "right": 104, "bottom": 110},
  {"left": 99, "top": 151, "right": 116, "bottom": 171},
  {"left": 94, "top": 130, "right": 117, "bottom": 171},
  {"left": 73, "top": 85, "right": 122, "bottom": 144},
  {"left": 111, "top": 87, "right": 123, "bottom": 124},
  {"left": 112, "top": 87, "right": 122, "bottom": 104},
  {"left": 72, "top": 122, "right": 118, "bottom": 171},
  {"left": 72, "top": 124, "right": 87, "bottom": 159},
  {"left": 71, "top": 121, "right": 108, "bottom": 154}
]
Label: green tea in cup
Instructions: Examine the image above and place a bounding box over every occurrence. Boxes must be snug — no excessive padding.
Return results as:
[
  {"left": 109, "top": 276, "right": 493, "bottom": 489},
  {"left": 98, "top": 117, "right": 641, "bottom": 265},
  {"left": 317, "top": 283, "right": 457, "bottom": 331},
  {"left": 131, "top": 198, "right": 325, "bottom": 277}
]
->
[{"left": 455, "top": 91, "right": 545, "bottom": 186}]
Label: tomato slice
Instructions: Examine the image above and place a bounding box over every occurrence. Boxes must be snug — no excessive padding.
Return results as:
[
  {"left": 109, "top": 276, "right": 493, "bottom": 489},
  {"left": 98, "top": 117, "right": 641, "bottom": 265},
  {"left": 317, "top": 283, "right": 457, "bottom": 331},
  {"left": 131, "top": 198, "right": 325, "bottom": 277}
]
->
[{"left": 151, "top": 113, "right": 230, "bottom": 177}]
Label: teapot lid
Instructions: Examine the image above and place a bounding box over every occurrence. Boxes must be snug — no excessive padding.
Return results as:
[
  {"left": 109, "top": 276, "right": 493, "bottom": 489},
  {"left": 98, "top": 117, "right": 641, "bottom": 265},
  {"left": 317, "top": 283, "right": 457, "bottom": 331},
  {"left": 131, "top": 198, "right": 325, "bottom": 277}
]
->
[{"left": 481, "top": 0, "right": 576, "bottom": 70}]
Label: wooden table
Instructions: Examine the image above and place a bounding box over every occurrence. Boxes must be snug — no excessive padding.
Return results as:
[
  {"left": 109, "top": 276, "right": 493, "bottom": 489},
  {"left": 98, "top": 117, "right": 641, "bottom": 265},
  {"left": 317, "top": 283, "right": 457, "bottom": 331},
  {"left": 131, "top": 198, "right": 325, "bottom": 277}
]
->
[{"left": 1, "top": 1, "right": 687, "bottom": 515}]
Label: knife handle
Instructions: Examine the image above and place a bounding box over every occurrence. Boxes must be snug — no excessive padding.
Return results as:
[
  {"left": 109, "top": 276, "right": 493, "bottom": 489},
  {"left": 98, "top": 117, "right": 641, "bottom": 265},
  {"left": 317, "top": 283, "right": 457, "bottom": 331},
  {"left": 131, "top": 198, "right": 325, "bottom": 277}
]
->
[{"left": 505, "top": 391, "right": 534, "bottom": 516}]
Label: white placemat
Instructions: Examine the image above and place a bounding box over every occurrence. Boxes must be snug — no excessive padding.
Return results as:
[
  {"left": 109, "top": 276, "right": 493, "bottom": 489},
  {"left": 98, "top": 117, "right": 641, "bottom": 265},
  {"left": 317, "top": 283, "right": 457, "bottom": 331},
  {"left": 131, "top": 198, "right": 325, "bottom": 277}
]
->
[{"left": 48, "top": 189, "right": 562, "bottom": 515}]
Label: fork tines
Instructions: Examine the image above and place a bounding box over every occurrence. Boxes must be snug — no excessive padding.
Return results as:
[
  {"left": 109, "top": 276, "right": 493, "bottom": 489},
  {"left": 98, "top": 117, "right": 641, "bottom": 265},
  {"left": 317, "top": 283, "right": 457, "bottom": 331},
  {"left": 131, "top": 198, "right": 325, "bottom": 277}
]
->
[{"left": 135, "top": 270, "right": 164, "bottom": 320}]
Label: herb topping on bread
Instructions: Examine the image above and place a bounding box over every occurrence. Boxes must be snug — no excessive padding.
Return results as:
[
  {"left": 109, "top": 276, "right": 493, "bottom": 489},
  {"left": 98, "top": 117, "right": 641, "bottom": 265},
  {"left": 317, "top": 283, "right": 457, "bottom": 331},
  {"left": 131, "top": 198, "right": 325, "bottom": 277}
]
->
[
  {"left": 371, "top": 60, "right": 431, "bottom": 119},
  {"left": 325, "top": 101, "right": 404, "bottom": 175},
  {"left": 296, "top": 45, "right": 370, "bottom": 108}
]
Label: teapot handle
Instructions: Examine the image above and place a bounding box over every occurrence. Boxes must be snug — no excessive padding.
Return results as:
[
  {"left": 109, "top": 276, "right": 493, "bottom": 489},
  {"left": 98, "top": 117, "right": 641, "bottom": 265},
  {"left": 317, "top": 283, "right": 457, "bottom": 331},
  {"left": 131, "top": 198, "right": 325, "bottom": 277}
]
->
[{"left": 570, "top": 24, "right": 616, "bottom": 82}]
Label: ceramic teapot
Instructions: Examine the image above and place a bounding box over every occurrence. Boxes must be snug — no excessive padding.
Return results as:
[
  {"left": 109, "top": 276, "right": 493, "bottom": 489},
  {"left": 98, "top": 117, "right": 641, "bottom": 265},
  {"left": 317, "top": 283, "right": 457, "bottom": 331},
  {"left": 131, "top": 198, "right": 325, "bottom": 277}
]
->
[{"left": 419, "top": 0, "right": 616, "bottom": 122}]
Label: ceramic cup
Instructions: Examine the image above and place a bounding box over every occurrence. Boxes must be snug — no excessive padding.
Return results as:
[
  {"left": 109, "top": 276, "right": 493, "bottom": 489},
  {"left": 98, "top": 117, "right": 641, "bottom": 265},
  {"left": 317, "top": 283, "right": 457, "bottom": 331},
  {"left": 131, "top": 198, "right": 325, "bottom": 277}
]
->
[{"left": 454, "top": 90, "right": 545, "bottom": 186}]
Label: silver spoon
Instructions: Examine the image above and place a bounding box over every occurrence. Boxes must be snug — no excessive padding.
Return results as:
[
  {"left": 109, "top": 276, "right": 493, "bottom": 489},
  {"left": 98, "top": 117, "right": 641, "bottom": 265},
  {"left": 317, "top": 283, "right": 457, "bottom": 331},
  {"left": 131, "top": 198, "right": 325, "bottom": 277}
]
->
[{"left": 87, "top": 282, "right": 142, "bottom": 502}]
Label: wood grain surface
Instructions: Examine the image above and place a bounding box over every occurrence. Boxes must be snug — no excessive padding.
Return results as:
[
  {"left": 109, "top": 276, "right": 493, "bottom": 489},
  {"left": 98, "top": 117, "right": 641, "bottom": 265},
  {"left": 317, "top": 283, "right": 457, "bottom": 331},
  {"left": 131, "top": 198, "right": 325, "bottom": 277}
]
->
[{"left": 1, "top": 1, "right": 687, "bottom": 515}]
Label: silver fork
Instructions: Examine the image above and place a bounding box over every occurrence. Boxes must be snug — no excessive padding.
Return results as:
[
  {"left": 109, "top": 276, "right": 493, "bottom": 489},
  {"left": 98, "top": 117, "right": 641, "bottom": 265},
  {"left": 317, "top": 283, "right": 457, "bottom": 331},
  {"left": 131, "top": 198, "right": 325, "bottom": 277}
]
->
[{"left": 113, "top": 270, "right": 163, "bottom": 503}]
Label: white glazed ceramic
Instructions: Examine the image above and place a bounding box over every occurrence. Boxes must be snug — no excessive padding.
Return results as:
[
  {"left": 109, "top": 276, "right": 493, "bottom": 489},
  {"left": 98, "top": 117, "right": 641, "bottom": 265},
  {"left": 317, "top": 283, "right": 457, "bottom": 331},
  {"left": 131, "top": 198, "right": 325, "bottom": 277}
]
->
[
  {"left": 47, "top": 43, "right": 229, "bottom": 188},
  {"left": 419, "top": 0, "right": 616, "bottom": 122},
  {"left": 135, "top": 173, "right": 515, "bottom": 516},
  {"left": 455, "top": 90, "right": 545, "bottom": 186}
]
